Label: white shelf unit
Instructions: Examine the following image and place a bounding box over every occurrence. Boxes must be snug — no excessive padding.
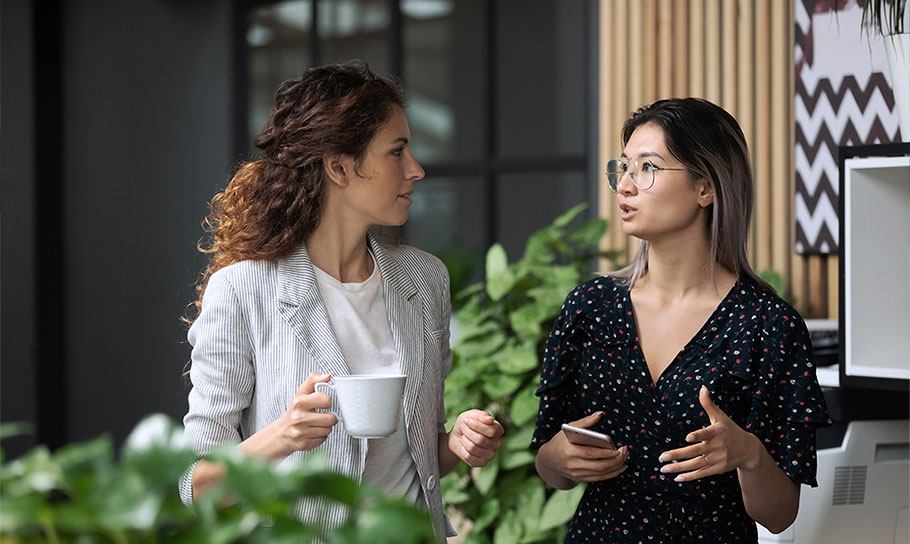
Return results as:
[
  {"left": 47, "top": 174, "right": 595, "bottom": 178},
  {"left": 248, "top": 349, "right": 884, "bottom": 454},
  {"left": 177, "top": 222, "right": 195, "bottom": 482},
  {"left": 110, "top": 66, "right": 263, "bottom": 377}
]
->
[{"left": 842, "top": 155, "right": 910, "bottom": 381}]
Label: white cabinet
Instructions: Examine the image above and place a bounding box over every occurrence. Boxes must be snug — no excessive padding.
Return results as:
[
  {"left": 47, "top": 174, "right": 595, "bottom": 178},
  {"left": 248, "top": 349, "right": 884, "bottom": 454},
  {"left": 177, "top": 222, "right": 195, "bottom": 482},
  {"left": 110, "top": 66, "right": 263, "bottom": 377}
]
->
[{"left": 841, "top": 154, "right": 910, "bottom": 383}]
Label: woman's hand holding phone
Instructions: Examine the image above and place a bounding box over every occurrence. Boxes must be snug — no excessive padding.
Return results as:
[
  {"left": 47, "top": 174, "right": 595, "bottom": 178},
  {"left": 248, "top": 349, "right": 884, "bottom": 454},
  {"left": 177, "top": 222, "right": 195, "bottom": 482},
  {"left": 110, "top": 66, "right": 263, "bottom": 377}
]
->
[{"left": 536, "top": 412, "right": 631, "bottom": 486}]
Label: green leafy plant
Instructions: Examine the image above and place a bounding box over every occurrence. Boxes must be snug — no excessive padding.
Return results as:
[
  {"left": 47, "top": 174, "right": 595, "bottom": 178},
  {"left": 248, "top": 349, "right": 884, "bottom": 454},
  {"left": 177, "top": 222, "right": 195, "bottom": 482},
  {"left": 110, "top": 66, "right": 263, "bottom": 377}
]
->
[
  {"left": 442, "top": 204, "right": 620, "bottom": 544},
  {"left": 0, "top": 415, "right": 434, "bottom": 544}
]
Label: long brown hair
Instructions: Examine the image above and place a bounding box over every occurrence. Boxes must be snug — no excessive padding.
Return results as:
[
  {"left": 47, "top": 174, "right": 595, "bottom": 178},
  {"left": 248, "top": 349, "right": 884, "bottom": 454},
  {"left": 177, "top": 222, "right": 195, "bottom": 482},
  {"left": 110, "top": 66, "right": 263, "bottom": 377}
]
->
[{"left": 187, "top": 61, "right": 404, "bottom": 322}]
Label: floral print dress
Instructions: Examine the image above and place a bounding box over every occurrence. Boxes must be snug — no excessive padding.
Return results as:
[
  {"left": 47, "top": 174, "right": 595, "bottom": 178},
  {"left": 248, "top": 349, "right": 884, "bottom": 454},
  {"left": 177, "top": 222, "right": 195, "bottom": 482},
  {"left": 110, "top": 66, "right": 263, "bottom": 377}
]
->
[{"left": 530, "top": 274, "right": 830, "bottom": 543}]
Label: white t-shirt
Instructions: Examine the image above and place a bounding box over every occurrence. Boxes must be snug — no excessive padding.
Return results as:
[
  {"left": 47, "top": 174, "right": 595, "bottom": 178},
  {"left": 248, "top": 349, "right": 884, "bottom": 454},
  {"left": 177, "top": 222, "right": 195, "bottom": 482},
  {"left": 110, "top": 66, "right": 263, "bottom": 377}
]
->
[{"left": 313, "top": 253, "right": 421, "bottom": 504}]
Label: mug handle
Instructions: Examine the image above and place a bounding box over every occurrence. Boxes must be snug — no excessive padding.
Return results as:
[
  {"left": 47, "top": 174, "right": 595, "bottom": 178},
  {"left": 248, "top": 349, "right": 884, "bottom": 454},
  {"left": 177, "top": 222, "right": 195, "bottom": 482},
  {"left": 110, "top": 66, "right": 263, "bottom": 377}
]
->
[{"left": 314, "top": 381, "right": 342, "bottom": 422}]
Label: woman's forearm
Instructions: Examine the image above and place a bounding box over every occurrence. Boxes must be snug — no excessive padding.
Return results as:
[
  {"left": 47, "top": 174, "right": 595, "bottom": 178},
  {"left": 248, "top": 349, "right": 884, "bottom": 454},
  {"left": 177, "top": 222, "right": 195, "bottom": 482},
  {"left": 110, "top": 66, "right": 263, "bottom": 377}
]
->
[
  {"left": 438, "top": 432, "right": 460, "bottom": 476},
  {"left": 737, "top": 433, "right": 800, "bottom": 534},
  {"left": 191, "top": 421, "right": 293, "bottom": 500}
]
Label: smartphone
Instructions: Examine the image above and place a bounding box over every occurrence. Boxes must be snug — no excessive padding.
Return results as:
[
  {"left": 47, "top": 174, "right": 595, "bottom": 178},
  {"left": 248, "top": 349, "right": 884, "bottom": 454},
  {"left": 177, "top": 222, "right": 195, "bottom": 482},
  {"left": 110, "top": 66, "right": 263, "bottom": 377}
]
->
[{"left": 561, "top": 423, "right": 616, "bottom": 449}]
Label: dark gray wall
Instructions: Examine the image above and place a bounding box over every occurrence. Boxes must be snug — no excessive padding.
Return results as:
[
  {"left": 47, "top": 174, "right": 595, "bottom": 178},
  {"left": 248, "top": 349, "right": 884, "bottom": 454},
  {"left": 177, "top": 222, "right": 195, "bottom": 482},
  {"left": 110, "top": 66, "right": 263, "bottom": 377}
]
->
[
  {"left": 61, "top": 0, "right": 234, "bottom": 444},
  {"left": 1, "top": 0, "right": 235, "bottom": 453},
  {"left": 1, "top": 0, "right": 39, "bottom": 454}
]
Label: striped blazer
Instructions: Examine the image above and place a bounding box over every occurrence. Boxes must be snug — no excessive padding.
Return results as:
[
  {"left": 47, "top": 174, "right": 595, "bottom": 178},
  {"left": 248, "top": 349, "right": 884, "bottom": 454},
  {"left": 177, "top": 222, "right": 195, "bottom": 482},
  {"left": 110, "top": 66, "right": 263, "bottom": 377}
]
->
[{"left": 181, "top": 233, "right": 453, "bottom": 541}]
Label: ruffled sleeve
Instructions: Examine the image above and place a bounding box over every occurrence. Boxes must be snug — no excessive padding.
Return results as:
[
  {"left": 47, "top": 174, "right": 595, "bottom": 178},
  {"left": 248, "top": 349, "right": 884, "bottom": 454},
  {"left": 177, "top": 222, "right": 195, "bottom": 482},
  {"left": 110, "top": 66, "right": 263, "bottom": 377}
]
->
[
  {"left": 744, "top": 305, "right": 831, "bottom": 487},
  {"left": 530, "top": 281, "right": 595, "bottom": 450}
]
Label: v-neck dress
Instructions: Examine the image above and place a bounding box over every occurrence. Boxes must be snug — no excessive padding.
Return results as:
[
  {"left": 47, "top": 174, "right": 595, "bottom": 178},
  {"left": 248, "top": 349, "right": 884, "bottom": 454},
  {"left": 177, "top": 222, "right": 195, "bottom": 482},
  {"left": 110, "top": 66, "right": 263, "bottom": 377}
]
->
[{"left": 530, "top": 274, "right": 830, "bottom": 543}]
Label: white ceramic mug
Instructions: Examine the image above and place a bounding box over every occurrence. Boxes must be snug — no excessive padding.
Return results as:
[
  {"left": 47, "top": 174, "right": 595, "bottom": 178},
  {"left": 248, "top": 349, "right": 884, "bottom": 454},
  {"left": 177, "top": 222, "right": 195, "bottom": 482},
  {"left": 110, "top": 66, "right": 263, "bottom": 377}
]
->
[{"left": 315, "top": 374, "right": 406, "bottom": 438}]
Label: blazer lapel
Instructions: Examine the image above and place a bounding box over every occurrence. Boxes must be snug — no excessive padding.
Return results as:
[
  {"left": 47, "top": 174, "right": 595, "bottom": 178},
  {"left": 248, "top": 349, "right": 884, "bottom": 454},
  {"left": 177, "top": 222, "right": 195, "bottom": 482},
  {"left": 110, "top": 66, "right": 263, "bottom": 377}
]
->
[
  {"left": 276, "top": 243, "right": 351, "bottom": 379},
  {"left": 369, "top": 233, "right": 424, "bottom": 429}
]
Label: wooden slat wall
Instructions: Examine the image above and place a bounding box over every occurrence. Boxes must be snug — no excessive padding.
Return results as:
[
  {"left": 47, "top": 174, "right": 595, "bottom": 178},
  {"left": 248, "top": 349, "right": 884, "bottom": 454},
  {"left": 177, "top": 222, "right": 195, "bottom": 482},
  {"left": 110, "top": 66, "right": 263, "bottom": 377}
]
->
[{"left": 598, "top": 0, "right": 836, "bottom": 318}]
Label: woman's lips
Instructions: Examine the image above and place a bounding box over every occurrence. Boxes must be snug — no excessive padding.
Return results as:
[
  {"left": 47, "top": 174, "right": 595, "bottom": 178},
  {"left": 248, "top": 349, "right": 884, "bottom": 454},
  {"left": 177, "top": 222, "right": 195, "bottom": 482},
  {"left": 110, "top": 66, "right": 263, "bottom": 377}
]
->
[{"left": 619, "top": 203, "right": 637, "bottom": 219}]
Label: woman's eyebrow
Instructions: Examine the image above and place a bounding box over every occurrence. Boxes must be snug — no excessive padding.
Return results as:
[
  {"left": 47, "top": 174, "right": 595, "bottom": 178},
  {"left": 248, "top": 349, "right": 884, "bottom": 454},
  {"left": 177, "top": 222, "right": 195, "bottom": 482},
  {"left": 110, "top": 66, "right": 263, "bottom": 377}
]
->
[
  {"left": 389, "top": 137, "right": 409, "bottom": 146},
  {"left": 620, "top": 151, "right": 666, "bottom": 160}
]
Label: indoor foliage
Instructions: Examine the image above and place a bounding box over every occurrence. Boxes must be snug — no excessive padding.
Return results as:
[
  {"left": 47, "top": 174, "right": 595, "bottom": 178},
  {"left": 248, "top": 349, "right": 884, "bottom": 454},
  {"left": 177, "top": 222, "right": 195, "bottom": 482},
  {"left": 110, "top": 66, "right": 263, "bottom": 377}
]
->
[
  {"left": 442, "top": 204, "right": 619, "bottom": 544},
  {"left": 0, "top": 415, "right": 434, "bottom": 544}
]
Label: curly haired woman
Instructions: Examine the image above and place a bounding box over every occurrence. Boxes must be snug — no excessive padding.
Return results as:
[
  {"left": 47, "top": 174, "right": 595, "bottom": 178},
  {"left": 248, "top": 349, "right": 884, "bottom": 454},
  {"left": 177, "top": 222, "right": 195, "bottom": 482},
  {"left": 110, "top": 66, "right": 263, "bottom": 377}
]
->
[{"left": 180, "top": 61, "right": 503, "bottom": 541}]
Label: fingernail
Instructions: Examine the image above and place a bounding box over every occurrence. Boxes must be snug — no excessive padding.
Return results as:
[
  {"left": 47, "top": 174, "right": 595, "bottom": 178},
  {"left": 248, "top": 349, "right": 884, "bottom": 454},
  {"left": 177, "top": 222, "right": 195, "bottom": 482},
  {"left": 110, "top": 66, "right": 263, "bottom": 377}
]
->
[
  {"left": 674, "top": 475, "right": 684, "bottom": 482},
  {"left": 658, "top": 453, "right": 668, "bottom": 463},
  {"left": 685, "top": 435, "right": 695, "bottom": 442},
  {"left": 660, "top": 464, "right": 672, "bottom": 473}
]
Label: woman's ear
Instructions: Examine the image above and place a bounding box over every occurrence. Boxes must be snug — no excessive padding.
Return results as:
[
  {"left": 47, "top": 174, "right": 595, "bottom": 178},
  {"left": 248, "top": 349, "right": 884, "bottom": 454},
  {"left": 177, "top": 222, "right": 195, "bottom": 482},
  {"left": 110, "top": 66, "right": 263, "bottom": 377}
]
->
[
  {"left": 696, "top": 179, "right": 714, "bottom": 208},
  {"left": 323, "top": 154, "right": 350, "bottom": 187}
]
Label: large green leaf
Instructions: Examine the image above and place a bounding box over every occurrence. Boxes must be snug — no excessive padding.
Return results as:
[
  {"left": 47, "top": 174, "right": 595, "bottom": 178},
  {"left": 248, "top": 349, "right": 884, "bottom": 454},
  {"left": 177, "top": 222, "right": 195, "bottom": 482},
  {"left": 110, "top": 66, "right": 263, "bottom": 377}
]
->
[
  {"left": 538, "top": 485, "right": 586, "bottom": 531},
  {"left": 551, "top": 203, "right": 588, "bottom": 228},
  {"left": 494, "top": 342, "right": 539, "bottom": 375},
  {"left": 472, "top": 455, "right": 500, "bottom": 495},
  {"left": 503, "top": 425, "right": 535, "bottom": 452},
  {"left": 355, "top": 500, "right": 435, "bottom": 543},
  {"left": 493, "top": 510, "right": 523, "bottom": 544},
  {"left": 441, "top": 475, "right": 471, "bottom": 505},
  {"left": 485, "top": 244, "right": 515, "bottom": 302},
  {"left": 509, "top": 384, "right": 540, "bottom": 426},
  {"left": 568, "top": 218, "right": 608, "bottom": 247},
  {"left": 480, "top": 373, "right": 523, "bottom": 399},
  {"left": 508, "top": 304, "right": 546, "bottom": 341},
  {"left": 471, "top": 497, "right": 501, "bottom": 533},
  {"left": 501, "top": 450, "right": 535, "bottom": 470}
]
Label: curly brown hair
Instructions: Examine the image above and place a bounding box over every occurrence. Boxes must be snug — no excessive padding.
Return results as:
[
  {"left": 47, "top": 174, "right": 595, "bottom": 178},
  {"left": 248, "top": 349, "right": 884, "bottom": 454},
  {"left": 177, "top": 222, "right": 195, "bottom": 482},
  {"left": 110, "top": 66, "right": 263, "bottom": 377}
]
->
[{"left": 187, "top": 61, "right": 404, "bottom": 323}]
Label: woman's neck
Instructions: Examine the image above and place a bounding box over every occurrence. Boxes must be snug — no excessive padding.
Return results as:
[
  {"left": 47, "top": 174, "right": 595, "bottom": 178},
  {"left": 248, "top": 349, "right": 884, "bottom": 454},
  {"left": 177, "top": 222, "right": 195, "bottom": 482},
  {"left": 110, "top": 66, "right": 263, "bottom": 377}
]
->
[
  {"left": 639, "top": 233, "right": 734, "bottom": 300},
  {"left": 305, "top": 213, "right": 373, "bottom": 283}
]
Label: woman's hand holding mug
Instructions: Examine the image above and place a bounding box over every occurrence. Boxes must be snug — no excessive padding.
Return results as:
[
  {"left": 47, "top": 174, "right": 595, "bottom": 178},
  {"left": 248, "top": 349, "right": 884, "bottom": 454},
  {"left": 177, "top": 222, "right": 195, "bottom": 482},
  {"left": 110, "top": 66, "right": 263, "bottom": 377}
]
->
[{"left": 272, "top": 372, "right": 339, "bottom": 456}]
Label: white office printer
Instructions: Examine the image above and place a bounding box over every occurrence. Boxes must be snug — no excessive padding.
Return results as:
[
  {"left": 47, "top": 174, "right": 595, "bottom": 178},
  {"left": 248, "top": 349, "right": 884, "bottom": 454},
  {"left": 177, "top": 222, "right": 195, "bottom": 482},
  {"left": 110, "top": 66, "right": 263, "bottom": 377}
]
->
[{"left": 758, "top": 145, "right": 910, "bottom": 543}]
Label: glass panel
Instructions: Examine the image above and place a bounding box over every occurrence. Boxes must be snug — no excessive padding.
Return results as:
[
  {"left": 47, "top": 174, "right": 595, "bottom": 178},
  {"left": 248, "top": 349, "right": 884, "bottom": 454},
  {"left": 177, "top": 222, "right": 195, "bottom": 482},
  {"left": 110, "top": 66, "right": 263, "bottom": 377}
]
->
[
  {"left": 318, "top": 0, "right": 391, "bottom": 72},
  {"left": 496, "top": 0, "right": 587, "bottom": 158},
  {"left": 404, "top": 176, "right": 487, "bottom": 289},
  {"left": 402, "top": 0, "right": 485, "bottom": 163},
  {"left": 248, "top": 1, "right": 314, "bottom": 147},
  {"left": 496, "top": 170, "right": 588, "bottom": 259}
]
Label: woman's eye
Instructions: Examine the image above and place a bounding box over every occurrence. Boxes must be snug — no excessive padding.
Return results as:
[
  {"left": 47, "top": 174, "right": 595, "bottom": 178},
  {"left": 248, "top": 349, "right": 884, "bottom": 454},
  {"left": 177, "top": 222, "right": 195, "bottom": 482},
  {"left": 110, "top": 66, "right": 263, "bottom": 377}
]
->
[
  {"left": 392, "top": 148, "right": 404, "bottom": 157},
  {"left": 642, "top": 161, "right": 657, "bottom": 172}
]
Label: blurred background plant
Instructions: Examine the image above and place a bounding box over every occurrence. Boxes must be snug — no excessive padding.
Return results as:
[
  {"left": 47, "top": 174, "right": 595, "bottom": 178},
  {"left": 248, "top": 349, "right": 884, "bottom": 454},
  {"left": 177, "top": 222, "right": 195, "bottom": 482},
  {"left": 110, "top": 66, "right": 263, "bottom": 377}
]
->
[
  {"left": 441, "top": 204, "right": 621, "bottom": 544},
  {"left": 758, "top": 268, "right": 796, "bottom": 306},
  {"left": 0, "top": 415, "right": 434, "bottom": 544}
]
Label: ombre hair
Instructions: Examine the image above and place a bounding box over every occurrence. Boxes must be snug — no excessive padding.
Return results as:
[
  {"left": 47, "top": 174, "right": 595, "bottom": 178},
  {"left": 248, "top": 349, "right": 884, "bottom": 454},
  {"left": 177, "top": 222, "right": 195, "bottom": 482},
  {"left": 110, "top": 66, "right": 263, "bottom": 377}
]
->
[{"left": 611, "top": 98, "right": 767, "bottom": 291}]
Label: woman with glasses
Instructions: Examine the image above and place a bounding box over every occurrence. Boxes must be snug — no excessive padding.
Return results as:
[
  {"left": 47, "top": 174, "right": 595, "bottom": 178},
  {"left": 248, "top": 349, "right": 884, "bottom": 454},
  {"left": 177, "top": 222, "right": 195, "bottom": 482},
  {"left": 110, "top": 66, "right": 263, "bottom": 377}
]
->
[
  {"left": 180, "top": 62, "right": 503, "bottom": 542},
  {"left": 531, "top": 98, "right": 829, "bottom": 543}
]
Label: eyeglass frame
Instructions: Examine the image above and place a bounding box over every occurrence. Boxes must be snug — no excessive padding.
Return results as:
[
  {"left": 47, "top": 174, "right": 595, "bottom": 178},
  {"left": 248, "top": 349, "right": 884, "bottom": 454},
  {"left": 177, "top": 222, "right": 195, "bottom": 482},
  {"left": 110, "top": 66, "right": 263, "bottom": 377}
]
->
[{"left": 604, "top": 157, "right": 689, "bottom": 192}]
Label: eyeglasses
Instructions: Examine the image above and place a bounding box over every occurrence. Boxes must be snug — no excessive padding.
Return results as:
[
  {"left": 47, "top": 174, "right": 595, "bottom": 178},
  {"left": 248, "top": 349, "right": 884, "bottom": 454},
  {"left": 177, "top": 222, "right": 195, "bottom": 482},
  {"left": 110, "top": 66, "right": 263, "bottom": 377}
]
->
[{"left": 605, "top": 158, "right": 688, "bottom": 192}]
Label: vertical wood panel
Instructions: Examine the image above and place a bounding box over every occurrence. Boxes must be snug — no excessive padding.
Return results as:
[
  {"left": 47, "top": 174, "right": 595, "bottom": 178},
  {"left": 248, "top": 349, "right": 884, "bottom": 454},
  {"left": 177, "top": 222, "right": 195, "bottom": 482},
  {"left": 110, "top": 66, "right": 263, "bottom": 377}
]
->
[
  {"left": 771, "top": 0, "right": 790, "bottom": 280},
  {"left": 599, "top": 0, "right": 617, "bottom": 264},
  {"left": 737, "top": 0, "right": 756, "bottom": 264},
  {"left": 704, "top": 0, "right": 722, "bottom": 103},
  {"left": 722, "top": 1, "right": 738, "bottom": 114},
  {"left": 792, "top": 248, "right": 806, "bottom": 310},
  {"left": 689, "top": 0, "right": 705, "bottom": 97},
  {"left": 807, "top": 255, "right": 824, "bottom": 317},
  {"left": 609, "top": 0, "right": 629, "bottom": 256},
  {"left": 673, "top": 0, "right": 689, "bottom": 96},
  {"left": 827, "top": 255, "right": 839, "bottom": 319},
  {"left": 658, "top": 0, "right": 674, "bottom": 99},
  {"left": 754, "top": 1, "right": 772, "bottom": 272},
  {"left": 644, "top": 0, "right": 659, "bottom": 103}
]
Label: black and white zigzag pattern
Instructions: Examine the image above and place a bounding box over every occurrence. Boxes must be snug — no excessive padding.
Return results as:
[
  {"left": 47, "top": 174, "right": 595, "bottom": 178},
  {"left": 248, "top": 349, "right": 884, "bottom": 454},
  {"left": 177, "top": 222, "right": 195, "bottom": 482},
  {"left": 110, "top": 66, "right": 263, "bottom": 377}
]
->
[{"left": 794, "top": 0, "right": 902, "bottom": 254}]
